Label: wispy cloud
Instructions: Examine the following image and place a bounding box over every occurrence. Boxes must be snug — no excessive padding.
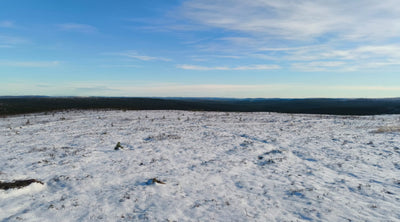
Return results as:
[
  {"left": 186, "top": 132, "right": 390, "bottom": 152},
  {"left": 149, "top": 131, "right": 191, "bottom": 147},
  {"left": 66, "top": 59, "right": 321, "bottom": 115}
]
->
[
  {"left": 338, "top": 45, "right": 400, "bottom": 60},
  {"left": 173, "top": 1, "right": 400, "bottom": 71},
  {"left": 108, "top": 51, "right": 171, "bottom": 62},
  {"left": 180, "top": 0, "right": 400, "bottom": 41},
  {"left": 0, "top": 60, "right": 60, "bottom": 67},
  {"left": 99, "top": 64, "right": 140, "bottom": 68},
  {"left": 292, "top": 61, "right": 347, "bottom": 72},
  {"left": 0, "top": 20, "right": 15, "bottom": 28},
  {"left": 177, "top": 64, "right": 280, "bottom": 71},
  {"left": 282, "top": 44, "right": 400, "bottom": 71},
  {"left": 0, "top": 35, "right": 28, "bottom": 47},
  {"left": 58, "top": 23, "right": 97, "bottom": 33}
]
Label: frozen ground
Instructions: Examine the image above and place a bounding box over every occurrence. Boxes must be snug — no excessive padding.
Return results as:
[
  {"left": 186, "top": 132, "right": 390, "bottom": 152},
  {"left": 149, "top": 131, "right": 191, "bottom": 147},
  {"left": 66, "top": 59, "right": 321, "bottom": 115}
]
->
[{"left": 0, "top": 110, "right": 399, "bottom": 221}]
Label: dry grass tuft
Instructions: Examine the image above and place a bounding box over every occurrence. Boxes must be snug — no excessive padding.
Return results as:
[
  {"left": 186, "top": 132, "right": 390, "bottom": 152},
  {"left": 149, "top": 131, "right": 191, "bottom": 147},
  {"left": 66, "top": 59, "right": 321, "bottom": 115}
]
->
[{"left": 371, "top": 126, "right": 400, "bottom": 133}]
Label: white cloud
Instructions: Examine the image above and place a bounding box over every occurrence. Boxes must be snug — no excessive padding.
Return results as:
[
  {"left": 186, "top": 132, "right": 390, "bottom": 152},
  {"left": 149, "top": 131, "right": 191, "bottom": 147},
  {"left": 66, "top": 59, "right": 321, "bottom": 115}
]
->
[
  {"left": 177, "top": 64, "right": 280, "bottom": 71},
  {"left": 292, "top": 61, "right": 347, "bottom": 72},
  {"left": 58, "top": 23, "right": 97, "bottom": 33},
  {"left": 174, "top": 0, "right": 400, "bottom": 71},
  {"left": 181, "top": 0, "right": 400, "bottom": 41},
  {"left": 109, "top": 51, "right": 171, "bottom": 62},
  {"left": 313, "top": 45, "right": 400, "bottom": 61},
  {"left": 284, "top": 44, "right": 400, "bottom": 71},
  {"left": 0, "top": 60, "right": 60, "bottom": 67}
]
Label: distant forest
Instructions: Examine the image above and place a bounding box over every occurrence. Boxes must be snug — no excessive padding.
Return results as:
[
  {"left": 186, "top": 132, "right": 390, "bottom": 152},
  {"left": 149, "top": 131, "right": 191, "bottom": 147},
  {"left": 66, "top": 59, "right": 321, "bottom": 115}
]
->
[{"left": 1, "top": 96, "right": 400, "bottom": 116}]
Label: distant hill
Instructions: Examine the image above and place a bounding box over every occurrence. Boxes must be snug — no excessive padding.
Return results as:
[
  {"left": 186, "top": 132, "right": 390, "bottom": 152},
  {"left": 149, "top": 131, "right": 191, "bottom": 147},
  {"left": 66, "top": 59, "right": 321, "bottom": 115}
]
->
[{"left": 1, "top": 96, "right": 400, "bottom": 116}]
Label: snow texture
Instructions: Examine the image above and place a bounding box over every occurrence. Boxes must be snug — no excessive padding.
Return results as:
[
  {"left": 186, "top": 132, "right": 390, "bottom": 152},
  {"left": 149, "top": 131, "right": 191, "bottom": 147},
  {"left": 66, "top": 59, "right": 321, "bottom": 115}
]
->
[{"left": 1, "top": 110, "right": 399, "bottom": 221}]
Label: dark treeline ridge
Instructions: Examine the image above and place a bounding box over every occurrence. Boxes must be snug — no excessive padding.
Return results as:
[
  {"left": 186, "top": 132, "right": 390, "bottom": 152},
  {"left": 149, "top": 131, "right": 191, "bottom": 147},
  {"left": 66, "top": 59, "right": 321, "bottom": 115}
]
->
[{"left": 1, "top": 96, "right": 400, "bottom": 116}]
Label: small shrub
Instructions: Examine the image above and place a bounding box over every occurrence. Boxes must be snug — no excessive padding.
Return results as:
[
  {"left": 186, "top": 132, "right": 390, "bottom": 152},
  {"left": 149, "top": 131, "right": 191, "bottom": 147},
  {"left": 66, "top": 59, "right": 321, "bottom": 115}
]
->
[
  {"left": 146, "top": 178, "right": 165, "bottom": 185},
  {"left": 371, "top": 126, "right": 400, "bottom": 133},
  {"left": 114, "top": 142, "right": 123, "bottom": 150}
]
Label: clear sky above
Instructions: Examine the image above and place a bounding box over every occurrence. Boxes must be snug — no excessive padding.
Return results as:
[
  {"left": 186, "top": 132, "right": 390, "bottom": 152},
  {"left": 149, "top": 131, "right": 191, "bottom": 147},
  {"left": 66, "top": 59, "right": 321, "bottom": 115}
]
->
[{"left": 1, "top": 0, "right": 400, "bottom": 98}]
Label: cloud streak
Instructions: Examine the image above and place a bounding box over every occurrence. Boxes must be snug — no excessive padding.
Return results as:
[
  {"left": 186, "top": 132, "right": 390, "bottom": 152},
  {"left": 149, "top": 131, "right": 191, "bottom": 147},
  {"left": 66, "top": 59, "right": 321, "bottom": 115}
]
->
[
  {"left": 177, "top": 64, "right": 280, "bottom": 71},
  {"left": 108, "top": 51, "right": 171, "bottom": 62},
  {"left": 0, "top": 35, "right": 28, "bottom": 47},
  {"left": 0, "top": 60, "right": 60, "bottom": 67},
  {"left": 283, "top": 44, "right": 400, "bottom": 71},
  {"left": 58, "top": 23, "right": 97, "bottom": 33}
]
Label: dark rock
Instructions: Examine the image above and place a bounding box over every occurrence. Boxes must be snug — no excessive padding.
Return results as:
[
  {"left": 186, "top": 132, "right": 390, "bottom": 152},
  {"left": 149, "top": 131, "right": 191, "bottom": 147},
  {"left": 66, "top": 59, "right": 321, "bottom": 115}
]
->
[{"left": 0, "top": 179, "right": 43, "bottom": 190}]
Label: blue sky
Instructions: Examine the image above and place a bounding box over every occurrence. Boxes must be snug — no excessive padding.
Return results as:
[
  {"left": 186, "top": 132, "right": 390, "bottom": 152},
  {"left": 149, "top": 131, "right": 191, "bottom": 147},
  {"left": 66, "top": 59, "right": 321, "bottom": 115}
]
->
[{"left": 1, "top": 0, "right": 400, "bottom": 98}]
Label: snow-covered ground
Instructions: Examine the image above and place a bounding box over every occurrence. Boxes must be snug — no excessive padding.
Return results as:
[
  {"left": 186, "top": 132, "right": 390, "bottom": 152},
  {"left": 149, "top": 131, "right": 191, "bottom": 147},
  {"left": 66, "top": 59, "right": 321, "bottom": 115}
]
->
[{"left": 1, "top": 110, "right": 399, "bottom": 221}]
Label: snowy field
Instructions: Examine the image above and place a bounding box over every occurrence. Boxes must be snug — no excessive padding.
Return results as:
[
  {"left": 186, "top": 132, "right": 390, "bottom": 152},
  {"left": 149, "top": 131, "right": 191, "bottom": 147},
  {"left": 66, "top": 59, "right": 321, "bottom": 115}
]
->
[{"left": 1, "top": 110, "right": 399, "bottom": 221}]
